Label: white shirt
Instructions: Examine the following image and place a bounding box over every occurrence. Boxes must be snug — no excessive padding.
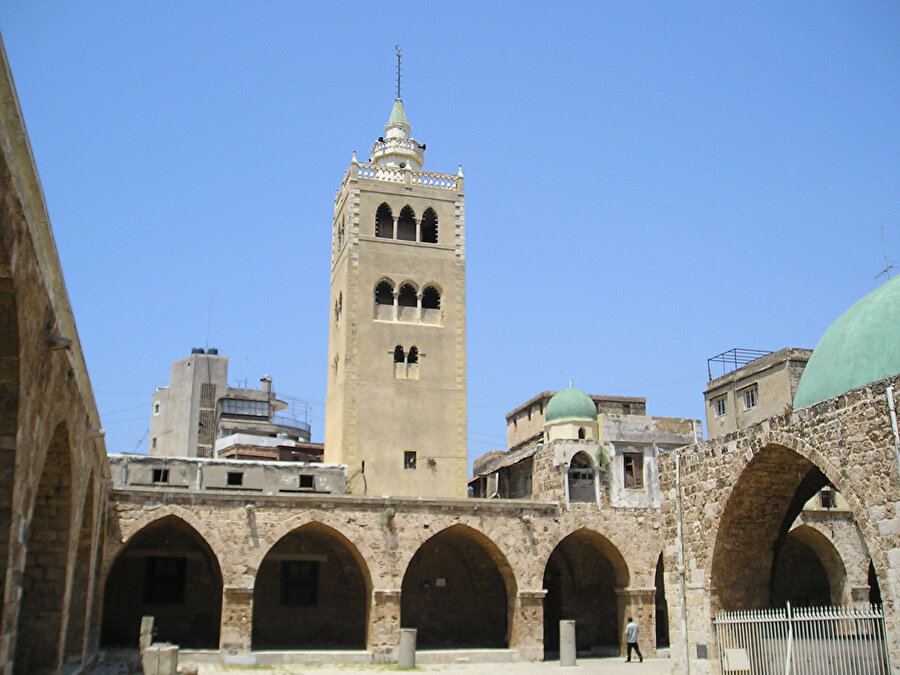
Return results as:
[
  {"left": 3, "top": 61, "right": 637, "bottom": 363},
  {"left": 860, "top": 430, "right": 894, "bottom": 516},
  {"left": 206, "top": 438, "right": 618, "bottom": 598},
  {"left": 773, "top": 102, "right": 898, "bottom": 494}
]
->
[{"left": 625, "top": 621, "right": 639, "bottom": 643}]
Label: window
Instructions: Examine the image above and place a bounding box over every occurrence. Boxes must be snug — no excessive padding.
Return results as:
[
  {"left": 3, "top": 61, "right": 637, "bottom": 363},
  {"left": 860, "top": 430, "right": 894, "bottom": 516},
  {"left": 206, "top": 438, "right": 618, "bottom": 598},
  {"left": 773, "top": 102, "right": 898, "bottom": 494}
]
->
[
  {"left": 578, "top": 427, "right": 586, "bottom": 440},
  {"left": 714, "top": 396, "right": 727, "bottom": 417},
  {"left": 144, "top": 556, "right": 186, "bottom": 605},
  {"left": 420, "top": 207, "right": 438, "bottom": 243},
  {"left": 153, "top": 402, "right": 160, "bottom": 415},
  {"left": 422, "top": 285, "right": 441, "bottom": 324},
  {"left": 407, "top": 346, "right": 418, "bottom": 364},
  {"left": 393, "top": 345, "right": 405, "bottom": 363},
  {"left": 151, "top": 437, "right": 157, "bottom": 450},
  {"left": 334, "top": 292, "right": 342, "bottom": 324},
  {"left": 280, "top": 560, "right": 319, "bottom": 607},
  {"left": 375, "top": 203, "right": 393, "bottom": 238},
  {"left": 820, "top": 489, "right": 836, "bottom": 509},
  {"left": 374, "top": 280, "right": 394, "bottom": 320},
  {"left": 404, "top": 451, "right": 417, "bottom": 470},
  {"left": 227, "top": 471, "right": 243, "bottom": 486},
  {"left": 397, "top": 205, "right": 416, "bottom": 241},
  {"left": 221, "top": 398, "right": 269, "bottom": 418},
  {"left": 299, "top": 474, "right": 314, "bottom": 489},
  {"left": 742, "top": 385, "right": 758, "bottom": 410},
  {"left": 568, "top": 452, "right": 595, "bottom": 502},
  {"left": 152, "top": 468, "right": 169, "bottom": 483},
  {"left": 624, "top": 453, "right": 644, "bottom": 489}
]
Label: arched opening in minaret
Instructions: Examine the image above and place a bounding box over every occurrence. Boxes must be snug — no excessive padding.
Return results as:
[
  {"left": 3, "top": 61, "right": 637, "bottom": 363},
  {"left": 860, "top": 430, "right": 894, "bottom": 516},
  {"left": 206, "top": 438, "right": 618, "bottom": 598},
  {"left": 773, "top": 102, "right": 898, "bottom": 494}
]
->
[
  {"left": 375, "top": 203, "right": 393, "bottom": 238},
  {"left": 394, "top": 345, "right": 405, "bottom": 362},
  {"left": 422, "top": 285, "right": 441, "bottom": 324},
  {"left": 421, "top": 208, "right": 438, "bottom": 243},
  {"left": 397, "top": 205, "right": 416, "bottom": 241},
  {"left": 397, "top": 283, "right": 417, "bottom": 321},
  {"left": 406, "top": 345, "right": 419, "bottom": 379},
  {"left": 374, "top": 280, "right": 394, "bottom": 320},
  {"left": 654, "top": 553, "right": 669, "bottom": 648}
]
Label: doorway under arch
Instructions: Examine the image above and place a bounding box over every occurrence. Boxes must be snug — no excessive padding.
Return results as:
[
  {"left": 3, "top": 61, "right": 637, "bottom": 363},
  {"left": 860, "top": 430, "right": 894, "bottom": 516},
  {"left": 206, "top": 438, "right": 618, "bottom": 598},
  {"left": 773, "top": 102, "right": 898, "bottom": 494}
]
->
[
  {"left": 252, "top": 522, "right": 371, "bottom": 649},
  {"left": 101, "top": 516, "right": 222, "bottom": 648},
  {"left": 401, "top": 524, "right": 515, "bottom": 649},
  {"left": 542, "top": 529, "right": 629, "bottom": 657}
]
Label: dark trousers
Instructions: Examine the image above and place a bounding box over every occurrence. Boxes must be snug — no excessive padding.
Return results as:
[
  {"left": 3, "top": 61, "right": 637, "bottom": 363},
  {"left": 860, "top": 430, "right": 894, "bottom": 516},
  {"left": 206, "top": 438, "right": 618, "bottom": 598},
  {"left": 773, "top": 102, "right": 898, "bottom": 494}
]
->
[{"left": 627, "top": 642, "right": 643, "bottom": 662}]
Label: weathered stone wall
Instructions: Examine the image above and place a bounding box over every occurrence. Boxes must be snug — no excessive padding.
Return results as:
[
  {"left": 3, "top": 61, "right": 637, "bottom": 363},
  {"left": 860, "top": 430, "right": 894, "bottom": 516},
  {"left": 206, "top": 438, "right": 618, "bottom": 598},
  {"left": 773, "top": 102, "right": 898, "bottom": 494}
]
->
[
  {"left": 0, "top": 40, "right": 110, "bottom": 675},
  {"left": 103, "top": 490, "right": 666, "bottom": 661},
  {"left": 659, "top": 375, "right": 900, "bottom": 674}
]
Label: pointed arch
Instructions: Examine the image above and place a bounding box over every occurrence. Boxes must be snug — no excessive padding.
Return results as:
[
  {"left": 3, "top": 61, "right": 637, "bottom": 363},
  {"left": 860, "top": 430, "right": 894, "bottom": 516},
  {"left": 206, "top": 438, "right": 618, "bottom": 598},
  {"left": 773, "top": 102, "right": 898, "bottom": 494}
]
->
[
  {"left": 407, "top": 346, "right": 419, "bottom": 364},
  {"left": 397, "top": 282, "right": 417, "bottom": 321},
  {"left": 374, "top": 279, "right": 394, "bottom": 320},
  {"left": 0, "top": 241, "right": 17, "bottom": 612},
  {"left": 542, "top": 528, "right": 630, "bottom": 657},
  {"left": 375, "top": 202, "right": 393, "bottom": 238},
  {"left": 397, "top": 204, "right": 416, "bottom": 241},
  {"left": 401, "top": 523, "right": 517, "bottom": 649},
  {"left": 251, "top": 521, "right": 372, "bottom": 649},
  {"left": 64, "top": 473, "right": 96, "bottom": 661},
  {"left": 393, "top": 345, "right": 405, "bottom": 363},
  {"left": 420, "top": 207, "right": 438, "bottom": 243},
  {"left": 15, "top": 423, "right": 73, "bottom": 673},
  {"left": 100, "top": 515, "right": 222, "bottom": 648},
  {"left": 772, "top": 524, "right": 848, "bottom": 606},
  {"left": 422, "top": 284, "right": 442, "bottom": 324},
  {"left": 567, "top": 451, "right": 595, "bottom": 503}
]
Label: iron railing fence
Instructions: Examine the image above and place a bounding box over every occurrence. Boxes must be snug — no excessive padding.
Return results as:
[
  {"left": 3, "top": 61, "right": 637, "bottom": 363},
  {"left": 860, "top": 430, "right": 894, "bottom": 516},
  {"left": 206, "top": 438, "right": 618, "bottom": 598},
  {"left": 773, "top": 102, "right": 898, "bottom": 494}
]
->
[{"left": 714, "top": 603, "right": 891, "bottom": 674}]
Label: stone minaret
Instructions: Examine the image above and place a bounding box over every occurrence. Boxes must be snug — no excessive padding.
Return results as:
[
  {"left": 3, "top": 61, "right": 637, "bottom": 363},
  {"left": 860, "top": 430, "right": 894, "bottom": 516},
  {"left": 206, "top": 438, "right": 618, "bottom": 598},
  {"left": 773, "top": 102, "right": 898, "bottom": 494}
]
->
[{"left": 324, "top": 98, "right": 467, "bottom": 498}]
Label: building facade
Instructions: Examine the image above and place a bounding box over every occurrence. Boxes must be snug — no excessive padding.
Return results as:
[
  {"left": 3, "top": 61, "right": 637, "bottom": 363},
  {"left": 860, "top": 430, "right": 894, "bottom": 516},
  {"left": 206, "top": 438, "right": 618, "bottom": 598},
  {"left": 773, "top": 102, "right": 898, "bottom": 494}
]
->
[
  {"left": 150, "top": 349, "right": 312, "bottom": 459},
  {"left": 324, "top": 99, "right": 467, "bottom": 498}
]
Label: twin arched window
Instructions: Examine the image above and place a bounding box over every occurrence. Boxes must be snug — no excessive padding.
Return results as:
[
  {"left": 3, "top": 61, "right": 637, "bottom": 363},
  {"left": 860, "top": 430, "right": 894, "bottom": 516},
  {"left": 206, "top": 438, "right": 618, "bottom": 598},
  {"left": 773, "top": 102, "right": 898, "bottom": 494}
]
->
[
  {"left": 375, "top": 203, "right": 438, "bottom": 244},
  {"left": 374, "top": 280, "right": 442, "bottom": 324},
  {"left": 393, "top": 345, "right": 420, "bottom": 379}
]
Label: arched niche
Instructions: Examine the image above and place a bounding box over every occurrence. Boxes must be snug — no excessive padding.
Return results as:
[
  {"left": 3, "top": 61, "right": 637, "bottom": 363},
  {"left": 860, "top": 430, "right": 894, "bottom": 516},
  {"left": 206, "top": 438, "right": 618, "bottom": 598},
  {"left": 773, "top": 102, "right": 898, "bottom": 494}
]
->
[{"left": 100, "top": 515, "right": 222, "bottom": 648}]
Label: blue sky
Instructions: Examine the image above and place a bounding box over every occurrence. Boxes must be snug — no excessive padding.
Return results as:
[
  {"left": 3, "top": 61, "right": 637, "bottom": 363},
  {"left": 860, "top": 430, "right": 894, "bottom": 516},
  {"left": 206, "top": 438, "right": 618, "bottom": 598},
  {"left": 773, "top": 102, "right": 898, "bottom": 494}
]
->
[{"left": 1, "top": 2, "right": 899, "bottom": 467}]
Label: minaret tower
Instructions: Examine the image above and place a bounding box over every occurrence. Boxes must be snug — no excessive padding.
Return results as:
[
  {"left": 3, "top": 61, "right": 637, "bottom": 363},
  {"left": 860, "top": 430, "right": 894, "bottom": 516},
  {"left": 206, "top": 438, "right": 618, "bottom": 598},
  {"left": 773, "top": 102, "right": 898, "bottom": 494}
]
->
[{"left": 325, "top": 53, "right": 467, "bottom": 498}]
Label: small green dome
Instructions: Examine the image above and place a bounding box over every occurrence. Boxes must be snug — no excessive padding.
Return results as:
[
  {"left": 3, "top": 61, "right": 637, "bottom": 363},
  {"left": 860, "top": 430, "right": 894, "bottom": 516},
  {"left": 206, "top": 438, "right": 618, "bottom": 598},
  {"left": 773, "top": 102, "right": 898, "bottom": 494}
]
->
[
  {"left": 794, "top": 275, "right": 900, "bottom": 408},
  {"left": 546, "top": 387, "right": 596, "bottom": 422}
]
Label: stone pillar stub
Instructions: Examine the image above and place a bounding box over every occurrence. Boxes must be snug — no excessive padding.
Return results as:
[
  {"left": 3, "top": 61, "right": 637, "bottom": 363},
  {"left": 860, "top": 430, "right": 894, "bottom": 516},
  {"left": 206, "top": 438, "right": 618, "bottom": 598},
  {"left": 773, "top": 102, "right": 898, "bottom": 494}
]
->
[
  {"left": 220, "top": 586, "right": 253, "bottom": 653},
  {"left": 559, "top": 620, "right": 576, "bottom": 667},
  {"left": 398, "top": 628, "right": 416, "bottom": 669}
]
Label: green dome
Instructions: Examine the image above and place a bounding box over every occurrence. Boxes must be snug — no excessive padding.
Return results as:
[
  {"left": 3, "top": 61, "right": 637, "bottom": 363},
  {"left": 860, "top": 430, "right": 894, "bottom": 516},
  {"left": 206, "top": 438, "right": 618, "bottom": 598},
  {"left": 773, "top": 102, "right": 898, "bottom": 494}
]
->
[
  {"left": 546, "top": 387, "right": 597, "bottom": 422},
  {"left": 794, "top": 275, "right": 900, "bottom": 408}
]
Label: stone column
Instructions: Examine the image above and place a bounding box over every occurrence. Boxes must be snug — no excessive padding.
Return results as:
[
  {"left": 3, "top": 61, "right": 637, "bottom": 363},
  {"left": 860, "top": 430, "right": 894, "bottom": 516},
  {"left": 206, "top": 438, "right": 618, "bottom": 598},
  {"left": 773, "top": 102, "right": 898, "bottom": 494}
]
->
[
  {"left": 368, "top": 589, "right": 401, "bottom": 662},
  {"left": 220, "top": 586, "right": 253, "bottom": 654},
  {"left": 392, "top": 290, "right": 399, "bottom": 322},
  {"left": 616, "top": 588, "right": 657, "bottom": 658},
  {"left": 512, "top": 589, "right": 546, "bottom": 662}
]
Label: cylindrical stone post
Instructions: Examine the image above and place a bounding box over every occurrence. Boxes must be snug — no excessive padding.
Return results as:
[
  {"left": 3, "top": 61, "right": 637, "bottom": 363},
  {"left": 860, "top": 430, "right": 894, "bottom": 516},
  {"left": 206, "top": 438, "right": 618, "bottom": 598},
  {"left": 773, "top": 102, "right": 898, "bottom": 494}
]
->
[
  {"left": 398, "top": 628, "right": 417, "bottom": 668},
  {"left": 559, "top": 620, "right": 576, "bottom": 666}
]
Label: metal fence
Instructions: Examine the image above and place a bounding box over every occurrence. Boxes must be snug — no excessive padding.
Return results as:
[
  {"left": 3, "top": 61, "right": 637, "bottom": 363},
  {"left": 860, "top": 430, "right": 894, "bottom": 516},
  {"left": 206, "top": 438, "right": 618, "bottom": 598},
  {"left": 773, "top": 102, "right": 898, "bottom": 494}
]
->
[{"left": 714, "top": 604, "right": 891, "bottom": 674}]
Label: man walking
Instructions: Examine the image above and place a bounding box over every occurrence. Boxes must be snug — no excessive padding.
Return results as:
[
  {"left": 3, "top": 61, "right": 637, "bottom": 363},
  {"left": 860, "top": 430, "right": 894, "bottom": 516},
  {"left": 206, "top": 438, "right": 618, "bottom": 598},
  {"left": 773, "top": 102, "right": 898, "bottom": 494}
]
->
[{"left": 625, "top": 616, "right": 643, "bottom": 663}]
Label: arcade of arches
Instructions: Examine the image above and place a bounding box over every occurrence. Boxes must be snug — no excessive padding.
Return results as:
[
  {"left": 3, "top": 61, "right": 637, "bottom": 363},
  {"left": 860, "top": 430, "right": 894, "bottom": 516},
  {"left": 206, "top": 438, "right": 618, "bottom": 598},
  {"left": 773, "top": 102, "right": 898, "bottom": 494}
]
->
[{"left": 101, "top": 498, "right": 669, "bottom": 661}]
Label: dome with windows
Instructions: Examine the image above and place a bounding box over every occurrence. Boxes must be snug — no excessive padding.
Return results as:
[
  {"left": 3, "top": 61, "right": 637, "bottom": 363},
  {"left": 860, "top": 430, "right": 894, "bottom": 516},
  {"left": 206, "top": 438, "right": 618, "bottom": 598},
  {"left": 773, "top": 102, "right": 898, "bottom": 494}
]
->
[
  {"left": 546, "top": 387, "right": 597, "bottom": 422},
  {"left": 794, "top": 275, "right": 900, "bottom": 408}
]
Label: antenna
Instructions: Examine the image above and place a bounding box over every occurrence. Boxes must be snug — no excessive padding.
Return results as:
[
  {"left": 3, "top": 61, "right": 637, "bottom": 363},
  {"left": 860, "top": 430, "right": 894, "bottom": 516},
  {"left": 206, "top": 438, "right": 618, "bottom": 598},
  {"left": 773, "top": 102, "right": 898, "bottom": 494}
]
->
[
  {"left": 876, "top": 226, "right": 894, "bottom": 280},
  {"left": 395, "top": 45, "right": 402, "bottom": 99},
  {"left": 205, "top": 296, "right": 213, "bottom": 350}
]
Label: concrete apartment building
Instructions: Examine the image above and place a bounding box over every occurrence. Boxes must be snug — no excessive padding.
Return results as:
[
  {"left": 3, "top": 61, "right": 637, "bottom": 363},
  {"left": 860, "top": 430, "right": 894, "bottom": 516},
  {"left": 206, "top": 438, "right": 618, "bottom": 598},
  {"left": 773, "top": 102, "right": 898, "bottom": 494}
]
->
[
  {"left": 704, "top": 347, "right": 812, "bottom": 438},
  {"left": 150, "top": 348, "right": 314, "bottom": 460}
]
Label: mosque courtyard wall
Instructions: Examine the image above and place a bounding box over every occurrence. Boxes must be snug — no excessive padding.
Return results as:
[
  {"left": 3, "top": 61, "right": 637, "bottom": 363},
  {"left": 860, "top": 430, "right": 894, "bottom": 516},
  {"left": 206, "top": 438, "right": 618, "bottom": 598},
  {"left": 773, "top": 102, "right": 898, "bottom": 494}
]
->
[{"left": 101, "top": 489, "right": 668, "bottom": 661}]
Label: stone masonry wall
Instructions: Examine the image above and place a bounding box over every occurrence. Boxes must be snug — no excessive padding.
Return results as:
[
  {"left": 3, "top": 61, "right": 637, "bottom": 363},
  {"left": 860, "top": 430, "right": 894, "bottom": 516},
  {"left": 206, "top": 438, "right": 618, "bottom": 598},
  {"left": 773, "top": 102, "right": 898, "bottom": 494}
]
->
[{"left": 659, "top": 374, "right": 900, "bottom": 674}]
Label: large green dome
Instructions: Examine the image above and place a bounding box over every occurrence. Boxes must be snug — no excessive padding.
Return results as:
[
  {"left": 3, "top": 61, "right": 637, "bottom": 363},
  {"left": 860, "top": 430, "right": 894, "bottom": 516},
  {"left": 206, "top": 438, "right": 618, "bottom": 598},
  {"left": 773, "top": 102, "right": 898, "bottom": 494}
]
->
[
  {"left": 546, "top": 387, "right": 597, "bottom": 422},
  {"left": 794, "top": 275, "right": 900, "bottom": 408}
]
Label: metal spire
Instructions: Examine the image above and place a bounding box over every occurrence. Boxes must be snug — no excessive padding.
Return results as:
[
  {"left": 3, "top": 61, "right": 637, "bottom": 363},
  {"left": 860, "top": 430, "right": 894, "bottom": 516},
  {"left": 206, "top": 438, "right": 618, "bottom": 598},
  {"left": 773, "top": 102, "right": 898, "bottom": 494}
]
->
[{"left": 395, "top": 45, "right": 402, "bottom": 99}]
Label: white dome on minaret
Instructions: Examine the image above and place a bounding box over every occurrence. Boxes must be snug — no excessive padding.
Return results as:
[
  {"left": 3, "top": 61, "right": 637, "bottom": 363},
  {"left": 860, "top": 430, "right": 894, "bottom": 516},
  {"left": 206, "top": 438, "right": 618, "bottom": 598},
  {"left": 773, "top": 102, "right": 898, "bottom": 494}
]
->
[{"left": 369, "top": 98, "right": 425, "bottom": 170}]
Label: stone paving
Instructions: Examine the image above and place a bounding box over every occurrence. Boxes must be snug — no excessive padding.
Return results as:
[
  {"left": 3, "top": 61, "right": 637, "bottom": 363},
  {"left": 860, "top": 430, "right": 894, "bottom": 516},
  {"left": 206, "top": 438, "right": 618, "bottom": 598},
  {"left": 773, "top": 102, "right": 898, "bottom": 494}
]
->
[{"left": 192, "top": 657, "right": 673, "bottom": 674}]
